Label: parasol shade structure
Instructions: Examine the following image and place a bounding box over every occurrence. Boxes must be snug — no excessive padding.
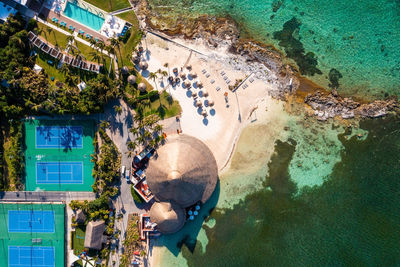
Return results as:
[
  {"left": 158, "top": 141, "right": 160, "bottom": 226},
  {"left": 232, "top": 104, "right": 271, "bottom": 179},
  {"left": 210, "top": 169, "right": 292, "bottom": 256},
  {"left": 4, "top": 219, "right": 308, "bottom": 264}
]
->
[
  {"left": 121, "top": 66, "right": 129, "bottom": 75},
  {"left": 150, "top": 201, "right": 186, "bottom": 234},
  {"left": 138, "top": 82, "right": 147, "bottom": 92},
  {"left": 146, "top": 134, "right": 218, "bottom": 208},
  {"left": 128, "top": 75, "right": 136, "bottom": 85},
  {"left": 139, "top": 61, "right": 148, "bottom": 70}
]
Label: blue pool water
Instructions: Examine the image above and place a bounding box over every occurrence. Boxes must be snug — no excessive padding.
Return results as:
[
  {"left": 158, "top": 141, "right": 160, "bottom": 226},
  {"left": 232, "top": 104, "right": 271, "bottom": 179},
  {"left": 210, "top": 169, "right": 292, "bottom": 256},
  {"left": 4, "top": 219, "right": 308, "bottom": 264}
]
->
[{"left": 63, "top": 1, "right": 104, "bottom": 32}]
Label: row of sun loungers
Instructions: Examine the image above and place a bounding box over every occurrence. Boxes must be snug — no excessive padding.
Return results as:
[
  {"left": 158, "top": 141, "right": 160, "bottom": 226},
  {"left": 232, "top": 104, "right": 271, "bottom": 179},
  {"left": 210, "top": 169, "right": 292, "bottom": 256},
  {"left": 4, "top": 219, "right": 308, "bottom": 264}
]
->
[{"left": 28, "top": 31, "right": 101, "bottom": 74}]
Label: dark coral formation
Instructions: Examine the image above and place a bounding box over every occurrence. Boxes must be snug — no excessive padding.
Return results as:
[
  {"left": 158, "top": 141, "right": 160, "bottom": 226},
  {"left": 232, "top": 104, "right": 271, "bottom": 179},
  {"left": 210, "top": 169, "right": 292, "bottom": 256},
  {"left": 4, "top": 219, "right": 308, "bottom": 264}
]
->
[
  {"left": 328, "top": 68, "right": 343, "bottom": 89},
  {"left": 273, "top": 17, "right": 322, "bottom": 76}
]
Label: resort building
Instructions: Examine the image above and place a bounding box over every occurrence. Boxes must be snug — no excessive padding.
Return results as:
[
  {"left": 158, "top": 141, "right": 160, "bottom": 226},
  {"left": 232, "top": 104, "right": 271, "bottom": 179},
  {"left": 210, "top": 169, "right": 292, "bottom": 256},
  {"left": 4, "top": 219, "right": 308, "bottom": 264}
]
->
[
  {"left": 42, "top": 0, "right": 130, "bottom": 41},
  {"left": 84, "top": 220, "right": 105, "bottom": 250},
  {"left": 146, "top": 134, "right": 218, "bottom": 234}
]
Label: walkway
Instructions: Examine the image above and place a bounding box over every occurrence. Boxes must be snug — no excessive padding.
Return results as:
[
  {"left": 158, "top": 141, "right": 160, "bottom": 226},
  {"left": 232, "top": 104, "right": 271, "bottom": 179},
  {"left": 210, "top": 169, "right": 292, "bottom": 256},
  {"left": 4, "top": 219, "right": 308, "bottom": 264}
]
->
[
  {"left": 0, "top": 191, "right": 96, "bottom": 202},
  {"left": 109, "top": 7, "right": 133, "bottom": 15},
  {"left": 36, "top": 16, "right": 114, "bottom": 58}
]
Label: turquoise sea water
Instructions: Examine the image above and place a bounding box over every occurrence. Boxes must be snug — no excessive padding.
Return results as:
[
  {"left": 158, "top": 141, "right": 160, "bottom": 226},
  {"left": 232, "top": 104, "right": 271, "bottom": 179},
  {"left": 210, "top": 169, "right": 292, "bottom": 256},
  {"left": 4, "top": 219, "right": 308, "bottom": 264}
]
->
[
  {"left": 148, "top": 0, "right": 400, "bottom": 99},
  {"left": 63, "top": 1, "right": 104, "bottom": 31},
  {"left": 146, "top": 1, "right": 400, "bottom": 266}
]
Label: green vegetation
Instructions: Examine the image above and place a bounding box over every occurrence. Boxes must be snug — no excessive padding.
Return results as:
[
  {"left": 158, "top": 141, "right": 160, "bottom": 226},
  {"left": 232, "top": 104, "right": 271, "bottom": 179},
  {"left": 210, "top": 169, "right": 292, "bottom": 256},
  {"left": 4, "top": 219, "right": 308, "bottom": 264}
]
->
[
  {"left": 131, "top": 184, "right": 144, "bottom": 204},
  {"left": 143, "top": 91, "right": 181, "bottom": 118},
  {"left": 84, "top": 0, "right": 130, "bottom": 12},
  {"left": 116, "top": 11, "right": 143, "bottom": 68},
  {"left": 72, "top": 226, "right": 86, "bottom": 255},
  {"left": 120, "top": 214, "right": 143, "bottom": 267},
  {"left": 3, "top": 121, "right": 24, "bottom": 190}
]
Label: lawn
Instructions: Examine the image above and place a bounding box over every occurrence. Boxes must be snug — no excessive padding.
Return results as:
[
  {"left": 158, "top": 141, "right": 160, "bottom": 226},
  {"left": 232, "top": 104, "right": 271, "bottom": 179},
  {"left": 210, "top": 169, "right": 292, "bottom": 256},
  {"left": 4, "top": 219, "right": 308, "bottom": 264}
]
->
[
  {"left": 34, "top": 23, "right": 113, "bottom": 82},
  {"left": 116, "top": 11, "right": 142, "bottom": 68},
  {"left": 37, "top": 22, "right": 68, "bottom": 49},
  {"left": 84, "top": 0, "right": 130, "bottom": 12},
  {"left": 142, "top": 91, "right": 182, "bottom": 119},
  {"left": 72, "top": 226, "right": 86, "bottom": 255}
]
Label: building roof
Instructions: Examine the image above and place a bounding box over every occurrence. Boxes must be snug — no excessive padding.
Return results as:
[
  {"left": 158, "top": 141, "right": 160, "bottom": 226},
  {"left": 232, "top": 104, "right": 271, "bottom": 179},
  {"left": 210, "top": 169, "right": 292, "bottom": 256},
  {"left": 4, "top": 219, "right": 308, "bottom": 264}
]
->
[
  {"left": 75, "top": 209, "right": 86, "bottom": 224},
  {"left": 149, "top": 201, "right": 185, "bottom": 234},
  {"left": 146, "top": 134, "right": 218, "bottom": 208},
  {"left": 84, "top": 220, "right": 105, "bottom": 250}
]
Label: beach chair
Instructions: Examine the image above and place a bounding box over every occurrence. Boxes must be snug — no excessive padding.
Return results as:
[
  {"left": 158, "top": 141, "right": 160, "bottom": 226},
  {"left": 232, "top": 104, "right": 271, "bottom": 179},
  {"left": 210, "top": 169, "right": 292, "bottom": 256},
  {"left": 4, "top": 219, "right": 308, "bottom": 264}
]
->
[
  {"left": 52, "top": 17, "right": 56, "bottom": 22},
  {"left": 216, "top": 86, "right": 221, "bottom": 91}
]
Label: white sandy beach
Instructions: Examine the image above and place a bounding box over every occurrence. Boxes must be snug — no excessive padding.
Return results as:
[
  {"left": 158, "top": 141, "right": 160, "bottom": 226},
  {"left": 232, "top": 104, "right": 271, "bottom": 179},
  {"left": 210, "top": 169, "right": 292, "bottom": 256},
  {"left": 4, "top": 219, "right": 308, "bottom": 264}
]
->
[{"left": 137, "top": 32, "right": 293, "bottom": 267}]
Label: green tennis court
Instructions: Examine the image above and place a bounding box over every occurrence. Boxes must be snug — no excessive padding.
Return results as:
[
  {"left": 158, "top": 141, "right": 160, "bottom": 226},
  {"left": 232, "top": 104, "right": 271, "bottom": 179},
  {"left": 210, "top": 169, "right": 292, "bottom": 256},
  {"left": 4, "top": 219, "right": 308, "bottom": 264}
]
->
[
  {"left": 25, "top": 119, "right": 95, "bottom": 191},
  {"left": 0, "top": 203, "right": 65, "bottom": 267}
]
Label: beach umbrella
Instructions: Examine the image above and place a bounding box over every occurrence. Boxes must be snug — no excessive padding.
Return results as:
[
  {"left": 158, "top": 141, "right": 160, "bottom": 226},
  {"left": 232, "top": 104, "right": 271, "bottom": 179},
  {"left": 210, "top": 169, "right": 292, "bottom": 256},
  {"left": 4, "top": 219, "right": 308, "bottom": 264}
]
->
[
  {"left": 133, "top": 56, "right": 140, "bottom": 64},
  {"left": 195, "top": 205, "right": 200, "bottom": 210},
  {"left": 188, "top": 210, "right": 193, "bottom": 215},
  {"left": 128, "top": 75, "right": 136, "bottom": 85},
  {"left": 173, "top": 67, "right": 178, "bottom": 73},
  {"left": 175, "top": 77, "right": 180, "bottom": 84},
  {"left": 184, "top": 81, "right": 191, "bottom": 88},
  {"left": 138, "top": 46, "right": 144, "bottom": 53},
  {"left": 201, "top": 110, "right": 207, "bottom": 117},
  {"left": 186, "top": 64, "right": 192, "bottom": 70},
  {"left": 196, "top": 100, "right": 202, "bottom": 107},
  {"left": 208, "top": 100, "right": 215, "bottom": 107},
  {"left": 138, "top": 82, "right": 147, "bottom": 92},
  {"left": 192, "top": 91, "right": 197, "bottom": 97},
  {"left": 190, "top": 71, "right": 197, "bottom": 78},
  {"left": 146, "top": 134, "right": 218, "bottom": 207},
  {"left": 202, "top": 90, "right": 209, "bottom": 97},
  {"left": 189, "top": 215, "right": 194, "bottom": 220},
  {"left": 194, "top": 211, "right": 198, "bottom": 216},
  {"left": 139, "top": 61, "right": 148, "bottom": 70},
  {"left": 197, "top": 81, "right": 203, "bottom": 88},
  {"left": 180, "top": 73, "right": 186, "bottom": 79},
  {"left": 120, "top": 66, "right": 129, "bottom": 75}
]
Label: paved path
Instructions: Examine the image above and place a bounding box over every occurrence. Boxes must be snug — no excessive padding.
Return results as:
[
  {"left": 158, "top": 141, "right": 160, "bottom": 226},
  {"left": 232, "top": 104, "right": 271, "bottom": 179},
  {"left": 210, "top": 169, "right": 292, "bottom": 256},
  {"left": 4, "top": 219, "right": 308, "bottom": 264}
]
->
[
  {"left": 36, "top": 16, "right": 114, "bottom": 58},
  {"left": 110, "top": 7, "right": 133, "bottom": 15},
  {"left": 0, "top": 191, "right": 96, "bottom": 202}
]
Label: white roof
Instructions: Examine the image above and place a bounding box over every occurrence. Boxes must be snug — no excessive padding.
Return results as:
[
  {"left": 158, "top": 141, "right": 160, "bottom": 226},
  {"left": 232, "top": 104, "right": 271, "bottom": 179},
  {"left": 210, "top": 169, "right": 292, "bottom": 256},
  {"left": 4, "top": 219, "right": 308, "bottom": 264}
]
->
[{"left": 12, "top": 0, "right": 28, "bottom": 5}]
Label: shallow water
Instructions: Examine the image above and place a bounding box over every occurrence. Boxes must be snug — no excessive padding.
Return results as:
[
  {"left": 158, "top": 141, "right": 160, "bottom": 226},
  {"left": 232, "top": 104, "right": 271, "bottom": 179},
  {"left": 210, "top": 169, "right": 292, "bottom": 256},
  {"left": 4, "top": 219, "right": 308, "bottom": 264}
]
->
[
  {"left": 147, "top": 0, "right": 400, "bottom": 99},
  {"left": 174, "top": 115, "right": 400, "bottom": 267}
]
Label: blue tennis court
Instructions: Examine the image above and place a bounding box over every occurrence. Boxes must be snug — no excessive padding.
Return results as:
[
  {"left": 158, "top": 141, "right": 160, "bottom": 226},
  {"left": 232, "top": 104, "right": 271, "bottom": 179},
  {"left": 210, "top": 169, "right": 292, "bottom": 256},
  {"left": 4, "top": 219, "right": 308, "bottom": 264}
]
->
[
  {"left": 36, "top": 126, "right": 83, "bottom": 149},
  {"left": 36, "top": 162, "right": 83, "bottom": 184},
  {"left": 9, "top": 246, "right": 54, "bottom": 267},
  {"left": 8, "top": 210, "right": 55, "bottom": 233}
]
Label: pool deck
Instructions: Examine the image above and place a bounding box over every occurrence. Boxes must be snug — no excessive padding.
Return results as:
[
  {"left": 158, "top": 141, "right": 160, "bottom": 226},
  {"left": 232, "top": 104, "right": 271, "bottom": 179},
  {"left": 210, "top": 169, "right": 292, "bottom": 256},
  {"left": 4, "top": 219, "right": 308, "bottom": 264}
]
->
[{"left": 42, "top": 7, "right": 108, "bottom": 43}]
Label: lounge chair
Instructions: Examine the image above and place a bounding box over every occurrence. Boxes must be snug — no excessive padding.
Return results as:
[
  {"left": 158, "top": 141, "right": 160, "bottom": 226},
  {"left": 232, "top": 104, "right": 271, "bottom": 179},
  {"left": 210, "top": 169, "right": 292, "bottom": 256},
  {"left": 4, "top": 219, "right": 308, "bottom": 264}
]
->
[{"left": 52, "top": 17, "right": 56, "bottom": 22}]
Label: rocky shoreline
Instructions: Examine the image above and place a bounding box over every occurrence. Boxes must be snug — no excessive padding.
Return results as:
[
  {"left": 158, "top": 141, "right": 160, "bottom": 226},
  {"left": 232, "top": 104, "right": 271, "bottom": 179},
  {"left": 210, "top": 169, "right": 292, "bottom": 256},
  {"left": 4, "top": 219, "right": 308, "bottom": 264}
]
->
[
  {"left": 305, "top": 90, "right": 399, "bottom": 121},
  {"left": 132, "top": 0, "right": 399, "bottom": 121}
]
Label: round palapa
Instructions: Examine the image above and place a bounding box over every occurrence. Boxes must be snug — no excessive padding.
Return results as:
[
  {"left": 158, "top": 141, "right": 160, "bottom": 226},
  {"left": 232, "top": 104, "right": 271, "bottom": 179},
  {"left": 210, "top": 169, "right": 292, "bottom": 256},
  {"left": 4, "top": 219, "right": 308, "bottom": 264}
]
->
[{"left": 146, "top": 134, "right": 218, "bottom": 207}]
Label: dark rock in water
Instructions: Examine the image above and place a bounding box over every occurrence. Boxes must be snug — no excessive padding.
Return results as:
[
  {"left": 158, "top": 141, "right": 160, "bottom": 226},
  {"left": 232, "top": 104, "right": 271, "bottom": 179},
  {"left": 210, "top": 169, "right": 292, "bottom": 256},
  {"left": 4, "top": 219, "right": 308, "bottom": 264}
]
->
[
  {"left": 272, "top": 0, "right": 284, "bottom": 12},
  {"left": 328, "top": 68, "right": 343, "bottom": 89},
  {"left": 305, "top": 90, "right": 399, "bottom": 120},
  {"left": 273, "top": 17, "right": 322, "bottom": 76}
]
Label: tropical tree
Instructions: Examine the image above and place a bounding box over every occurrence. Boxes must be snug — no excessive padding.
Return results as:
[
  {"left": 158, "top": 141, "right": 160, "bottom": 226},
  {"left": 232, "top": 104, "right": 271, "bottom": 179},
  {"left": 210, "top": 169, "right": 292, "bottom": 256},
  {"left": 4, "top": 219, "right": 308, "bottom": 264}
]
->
[
  {"left": 164, "top": 62, "right": 169, "bottom": 76},
  {"left": 113, "top": 105, "right": 122, "bottom": 115},
  {"left": 90, "top": 51, "right": 101, "bottom": 64},
  {"left": 148, "top": 72, "right": 158, "bottom": 91}
]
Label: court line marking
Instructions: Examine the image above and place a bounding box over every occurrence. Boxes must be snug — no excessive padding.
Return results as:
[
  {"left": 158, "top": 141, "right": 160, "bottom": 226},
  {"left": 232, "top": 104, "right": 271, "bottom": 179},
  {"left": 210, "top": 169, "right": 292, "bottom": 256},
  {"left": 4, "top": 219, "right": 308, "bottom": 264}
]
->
[
  {"left": 35, "top": 126, "right": 83, "bottom": 149},
  {"left": 36, "top": 161, "right": 84, "bottom": 185}
]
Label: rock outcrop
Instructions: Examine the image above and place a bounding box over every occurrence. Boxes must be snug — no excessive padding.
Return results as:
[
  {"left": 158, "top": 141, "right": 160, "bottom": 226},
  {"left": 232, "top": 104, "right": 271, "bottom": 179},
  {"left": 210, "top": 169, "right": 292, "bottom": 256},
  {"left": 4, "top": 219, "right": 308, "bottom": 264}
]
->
[{"left": 305, "top": 90, "right": 399, "bottom": 121}]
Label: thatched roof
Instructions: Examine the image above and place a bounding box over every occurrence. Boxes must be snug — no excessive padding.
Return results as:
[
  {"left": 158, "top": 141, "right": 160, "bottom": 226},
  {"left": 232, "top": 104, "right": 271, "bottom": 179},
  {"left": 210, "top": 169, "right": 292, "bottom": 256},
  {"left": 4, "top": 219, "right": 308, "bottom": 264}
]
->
[
  {"left": 146, "top": 134, "right": 218, "bottom": 207},
  {"left": 139, "top": 62, "right": 148, "bottom": 70},
  {"left": 208, "top": 100, "right": 215, "bottom": 107},
  {"left": 138, "top": 82, "right": 147, "bottom": 92},
  {"left": 150, "top": 201, "right": 185, "bottom": 234},
  {"left": 202, "top": 90, "right": 209, "bottom": 97},
  {"left": 121, "top": 66, "right": 129, "bottom": 75},
  {"left": 75, "top": 209, "right": 86, "bottom": 224},
  {"left": 84, "top": 220, "right": 105, "bottom": 250},
  {"left": 128, "top": 75, "right": 136, "bottom": 85}
]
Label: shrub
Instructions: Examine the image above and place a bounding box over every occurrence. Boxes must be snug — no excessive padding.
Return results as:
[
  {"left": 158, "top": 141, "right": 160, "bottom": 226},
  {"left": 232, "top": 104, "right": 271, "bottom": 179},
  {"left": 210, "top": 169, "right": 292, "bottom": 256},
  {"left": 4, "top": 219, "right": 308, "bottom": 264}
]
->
[{"left": 131, "top": 185, "right": 143, "bottom": 204}]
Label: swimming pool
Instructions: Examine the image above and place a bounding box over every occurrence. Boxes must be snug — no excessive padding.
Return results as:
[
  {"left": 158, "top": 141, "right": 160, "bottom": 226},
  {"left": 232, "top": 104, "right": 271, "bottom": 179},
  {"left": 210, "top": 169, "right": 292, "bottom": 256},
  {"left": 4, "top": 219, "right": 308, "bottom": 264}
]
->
[{"left": 63, "top": 1, "right": 105, "bottom": 32}]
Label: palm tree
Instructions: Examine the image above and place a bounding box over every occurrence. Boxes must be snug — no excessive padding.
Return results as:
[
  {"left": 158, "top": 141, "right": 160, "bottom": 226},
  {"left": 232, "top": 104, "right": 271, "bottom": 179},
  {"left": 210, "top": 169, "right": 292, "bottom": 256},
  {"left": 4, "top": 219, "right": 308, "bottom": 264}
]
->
[
  {"left": 164, "top": 62, "right": 169, "bottom": 76},
  {"left": 149, "top": 72, "right": 158, "bottom": 91},
  {"left": 66, "top": 34, "right": 75, "bottom": 45},
  {"left": 113, "top": 105, "right": 122, "bottom": 115},
  {"left": 59, "top": 64, "right": 70, "bottom": 75},
  {"left": 45, "top": 27, "right": 53, "bottom": 44},
  {"left": 89, "top": 51, "right": 101, "bottom": 64},
  {"left": 110, "top": 37, "right": 122, "bottom": 65}
]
